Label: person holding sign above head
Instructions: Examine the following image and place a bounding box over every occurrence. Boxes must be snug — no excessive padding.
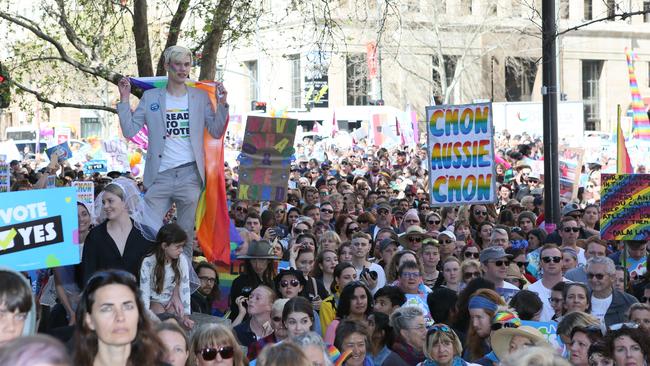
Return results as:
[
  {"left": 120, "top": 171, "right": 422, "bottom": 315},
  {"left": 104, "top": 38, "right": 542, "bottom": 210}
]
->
[{"left": 117, "top": 45, "right": 229, "bottom": 258}]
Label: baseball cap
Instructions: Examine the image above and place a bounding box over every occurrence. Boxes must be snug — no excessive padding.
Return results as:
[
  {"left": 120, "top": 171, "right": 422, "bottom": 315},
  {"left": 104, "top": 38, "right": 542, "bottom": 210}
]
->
[
  {"left": 438, "top": 230, "right": 456, "bottom": 242},
  {"left": 480, "top": 246, "right": 513, "bottom": 263}
]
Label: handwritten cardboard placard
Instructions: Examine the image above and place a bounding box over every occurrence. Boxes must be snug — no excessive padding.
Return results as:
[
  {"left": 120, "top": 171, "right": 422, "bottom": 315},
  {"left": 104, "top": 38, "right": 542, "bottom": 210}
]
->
[
  {"left": 236, "top": 116, "right": 297, "bottom": 201},
  {"left": 559, "top": 146, "right": 584, "bottom": 200},
  {"left": 600, "top": 174, "right": 650, "bottom": 240},
  {"left": 0, "top": 187, "right": 80, "bottom": 271},
  {"left": 425, "top": 103, "right": 496, "bottom": 206},
  {"left": 102, "top": 139, "right": 129, "bottom": 172}
]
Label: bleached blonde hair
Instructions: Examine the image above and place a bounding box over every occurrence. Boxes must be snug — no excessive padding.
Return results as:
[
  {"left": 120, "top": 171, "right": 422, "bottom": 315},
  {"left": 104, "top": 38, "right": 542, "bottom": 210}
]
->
[{"left": 163, "top": 45, "right": 192, "bottom": 65}]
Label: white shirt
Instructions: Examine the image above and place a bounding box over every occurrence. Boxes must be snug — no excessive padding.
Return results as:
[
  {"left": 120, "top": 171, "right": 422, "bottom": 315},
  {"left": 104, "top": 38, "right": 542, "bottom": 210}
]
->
[
  {"left": 140, "top": 253, "right": 191, "bottom": 315},
  {"left": 591, "top": 294, "right": 613, "bottom": 322},
  {"left": 160, "top": 93, "right": 195, "bottom": 171},
  {"left": 528, "top": 277, "right": 570, "bottom": 322},
  {"left": 355, "top": 262, "right": 386, "bottom": 295}
]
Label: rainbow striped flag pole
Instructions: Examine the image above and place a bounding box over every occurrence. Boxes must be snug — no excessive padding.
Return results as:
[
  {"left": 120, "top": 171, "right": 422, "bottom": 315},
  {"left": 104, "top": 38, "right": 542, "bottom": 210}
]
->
[{"left": 616, "top": 105, "right": 633, "bottom": 174}]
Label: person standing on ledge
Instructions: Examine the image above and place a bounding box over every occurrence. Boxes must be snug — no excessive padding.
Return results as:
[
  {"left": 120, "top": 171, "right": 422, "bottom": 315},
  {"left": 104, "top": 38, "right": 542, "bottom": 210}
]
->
[{"left": 117, "top": 45, "right": 229, "bottom": 257}]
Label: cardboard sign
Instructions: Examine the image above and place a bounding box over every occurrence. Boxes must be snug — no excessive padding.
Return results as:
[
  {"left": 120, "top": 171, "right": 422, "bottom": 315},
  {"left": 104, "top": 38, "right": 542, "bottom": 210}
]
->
[
  {"left": 72, "top": 181, "right": 94, "bottom": 206},
  {"left": 600, "top": 174, "right": 650, "bottom": 240},
  {"left": 55, "top": 126, "right": 71, "bottom": 145},
  {"left": 0, "top": 156, "right": 9, "bottom": 193},
  {"left": 426, "top": 103, "right": 496, "bottom": 206},
  {"left": 237, "top": 116, "right": 297, "bottom": 201},
  {"left": 83, "top": 159, "right": 108, "bottom": 175},
  {"left": 559, "top": 146, "right": 584, "bottom": 200},
  {"left": 0, "top": 187, "right": 80, "bottom": 271},
  {"left": 102, "top": 139, "right": 130, "bottom": 172},
  {"left": 521, "top": 321, "right": 566, "bottom": 356},
  {"left": 46, "top": 175, "right": 56, "bottom": 188},
  {"left": 46, "top": 141, "right": 73, "bottom": 162}
]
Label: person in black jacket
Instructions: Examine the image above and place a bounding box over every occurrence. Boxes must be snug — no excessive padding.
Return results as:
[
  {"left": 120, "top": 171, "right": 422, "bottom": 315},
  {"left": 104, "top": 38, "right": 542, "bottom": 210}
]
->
[
  {"left": 191, "top": 261, "right": 220, "bottom": 315},
  {"left": 586, "top": 256, "right": 638, "bottom": 327},
  {"left": 229, "top": 239, "right": 280, "bottom": 320}
]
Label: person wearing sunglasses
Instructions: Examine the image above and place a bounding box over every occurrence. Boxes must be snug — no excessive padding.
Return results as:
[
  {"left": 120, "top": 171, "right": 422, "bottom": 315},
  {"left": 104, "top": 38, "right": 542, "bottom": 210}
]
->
[
  {"left": 73, "top": 270, "right": 167, "bottom": 366},
  {"left": 462, "top": 245, "right": 481, "bottom": 261},
  {"left": 274, "top": 268, "right": 307, "bottom": 301},
  {"left": 527, "top": 244, "right": 568, "bottom": 322},
  {"left": 586, "top": 256, "right": 638, "bottom": 327},
  {"left": 469, "top": 204, "right": 489, "bottom": 233},
  {"left": 473, "top": 308, "right": 523, "bottom": 366},
  {"left": 461, "top": 260, "right": 482, "bottom": 286},
  {"left": 558, "top": 216, "right": 587, "bottom": 266},
  {"left": 189, "top": 323, "right": 246, "bottom": 366},
  {"left": 479, "top": 247, "right": 519, "bottom": 293},
  {"left": 230, "top": 200, "right": 250, "bottom": 228}
]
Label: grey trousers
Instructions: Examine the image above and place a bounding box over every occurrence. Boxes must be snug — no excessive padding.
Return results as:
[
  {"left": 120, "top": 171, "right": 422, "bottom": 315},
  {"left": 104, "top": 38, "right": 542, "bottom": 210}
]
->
[{"left": 144, "top": 162, "right": 202, "bottom": 259}]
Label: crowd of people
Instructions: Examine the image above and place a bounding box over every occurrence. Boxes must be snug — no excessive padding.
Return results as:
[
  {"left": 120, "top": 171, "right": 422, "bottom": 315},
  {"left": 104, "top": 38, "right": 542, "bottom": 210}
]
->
[{"left": 1, "top": 44, "right": 649, "bottom": 366}]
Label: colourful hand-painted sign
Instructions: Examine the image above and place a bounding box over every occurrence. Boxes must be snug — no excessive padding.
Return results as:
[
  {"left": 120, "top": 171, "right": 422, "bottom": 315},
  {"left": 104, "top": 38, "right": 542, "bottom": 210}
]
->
[
  {"left": 0, "top": 187, "right": 80, "bottom": 271},
  {"left": 237, "top": 116, "right": 297, "bottom": 202},
  {"left": 600, "top": 174, "right": 650, "bottom": 240},
  {"left": 426, "top": 103, "right": 496, "bottom": 205}
]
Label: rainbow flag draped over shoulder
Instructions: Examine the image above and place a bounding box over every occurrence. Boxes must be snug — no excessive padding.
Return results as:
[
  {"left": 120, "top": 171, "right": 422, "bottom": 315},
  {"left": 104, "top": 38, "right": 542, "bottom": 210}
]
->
[
  {"left": 625, "top": 48, "right": 650, "bottom": 140},
  {"left": 129, "top": 76, "right": 232, "bottom": 264}
]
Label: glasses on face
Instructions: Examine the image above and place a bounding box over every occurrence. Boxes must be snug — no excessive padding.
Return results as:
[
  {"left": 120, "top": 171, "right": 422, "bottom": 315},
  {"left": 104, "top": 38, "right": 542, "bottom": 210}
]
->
[
  {"left": 275, "top": 210, "right": 285, "bottom": 215},
  {"left": 640, "top": 296, "right": 650, "bottom": 303},
  {"left": 378, "top": 190, "right": 387, "bottom": 195},
  {"left": 420, "top": 206, "right": 430, "bottom": 210},
  {"left": 427, "top": 220, "right": 441, "bottom": 225},
  {"left": 608, "top": 322, "right": 639, "bottom": 331},
  {"left": 542, "top": 256, "right": 562, "bottom": 263},
  {"left": 464, "top": 271, "right": 481, "bottom": 280},
  {"left": 490, "top": 260, "right": 510, "bottom": 267},
  {"left": 408, "top": 236, "right": 422, "bottom": 243},
  {"left": 515, "top": 261, "right": 529, "bottom": 268},
  {"left": 548, "top": 297, "right": 563, "bottom": 304},
  {"left": 587, "top": 273, "right": 606, "bottom": 280},
  {"left": 377, "top": 209, "right": 390, "bottom": 215},
  {"left": 464, "top": 252, "right": 480, "bottom": 259},
  {"left": 490, "top": 322, "right": 519, "bottom": 331},
  {"left": 199, "top": 276, "right": 216, "bottom": 284},
  {"left": 321, "top": 208, "right": 334, "bottom": 214},
  {"left": 563, "top": 227, "right": 580, "bottom": 233},
  {"left": 199, "top": 346, "right": 234, "bottom": 361},
  {"left": 293, "top": 228, "right": 309, "bottom": 235},
  {"left": 474, "top": 210, "right": 488, "bottom": 216},
  {"left": 439, "top": 239, "right": 454, "bottom": 245},
  {"left": 235, "top": 206, "right": 248, "bottom": 213},
  {"left": 272, "top": 316, "right": 282, "bottom": 322},
  {"left": 400, "top": 272, "right": 420, "bottom": 279},
  {"left": 347, "top": 226, "right": 360, "bottom": 233},
  {"left": 280, "top": 279, "right": 301, "bottom": 288}
]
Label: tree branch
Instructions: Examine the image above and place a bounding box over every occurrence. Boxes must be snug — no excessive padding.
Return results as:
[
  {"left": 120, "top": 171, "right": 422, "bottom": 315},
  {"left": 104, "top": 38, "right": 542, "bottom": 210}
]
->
[
  {"left": 155, "top": 0, "right": 191, "bottom": 76},
  {"left": 54, "top": 0, "right": 95, "bottom": 60},
  {"left": 11, "top": 78, "right": 116, "bottom": 113},
  {"left": 556, "top": 10, "right": 650, "bottom": 37}
]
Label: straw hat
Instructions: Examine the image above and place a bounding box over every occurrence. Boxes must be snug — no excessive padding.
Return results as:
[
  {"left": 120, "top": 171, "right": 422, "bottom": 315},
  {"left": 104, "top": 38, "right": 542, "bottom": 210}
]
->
[
  {"left": 491, "top": 325, "right": 548, "bottom": 360},
  {"left": 397, "top": 225, "right": 431, "bottom": 246}
]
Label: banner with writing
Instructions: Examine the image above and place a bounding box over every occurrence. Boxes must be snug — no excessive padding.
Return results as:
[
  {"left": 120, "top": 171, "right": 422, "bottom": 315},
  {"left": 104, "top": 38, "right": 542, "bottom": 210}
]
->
[
  {"left": 46, "top": 141, "right": 73, "bottom": 162},
  {"left": 0, "top": 156, "right": 9, "bottom": 193},
  {"left": 521, "top": 321, "right": 566, "bottom": 356},
  {"left": 83, "top": 159, "right": 108, "bottom": 175},
  {"left": 600, "top": 174, "right": 650, "bottom": 240},
  {"left": 237, "top": 116, "right": 297, "bottom": 201},
  {"left": 0, "top": 187, "right": 80, "bottom": 271},
  {"left": 426, "top": 103, "right": 496, "bottom": 206}
]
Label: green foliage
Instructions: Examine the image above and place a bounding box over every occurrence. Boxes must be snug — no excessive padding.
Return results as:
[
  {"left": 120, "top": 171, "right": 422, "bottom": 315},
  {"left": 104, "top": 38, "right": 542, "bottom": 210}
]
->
[{"left": 0, "top": 63, "right": 10, "bottom": 108}]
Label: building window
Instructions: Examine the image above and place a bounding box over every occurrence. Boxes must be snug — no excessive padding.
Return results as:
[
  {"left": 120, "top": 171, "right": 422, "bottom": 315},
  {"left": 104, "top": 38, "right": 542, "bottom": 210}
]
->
[
  {"left": 244, "top": 60, "right": 258, "bottom": 103},
  {"left": 582, "top": 60, "right": 603, "bottom": 131},
  {"left": 346, "top": 53, "right": 369, "bottom": 106},
  {"left": 644, "top": 1, "right": 650, "bottom": 22},
  {"left": 80, "top": 117, "right": 101, "bottom": 138},
  {"left": 432, "top": 55, "right": 459, "bottom": 98},
  {"left": 559, "top": 0, "right": 569, "bottom": 19},
  {"left": 289, "top": 55, "right": 301, "bottom": 108},
  {"left": 505, "top": 57, "right": 538, "bottom": 102},
  {"left": 461, "top": 0, "right": 472, "bottom": 15},
  {"left": 584, "top": 0, "right": 592, "bottom": 20},
  {"left": 606, "top": 0, "right": 615, "bottom": 18}
]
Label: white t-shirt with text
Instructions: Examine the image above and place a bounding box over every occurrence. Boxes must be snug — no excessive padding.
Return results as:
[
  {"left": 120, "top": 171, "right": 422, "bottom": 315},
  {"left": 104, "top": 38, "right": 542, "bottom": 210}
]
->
[{"left": 160, "top": 93, "right": 195, "bottom": 172}]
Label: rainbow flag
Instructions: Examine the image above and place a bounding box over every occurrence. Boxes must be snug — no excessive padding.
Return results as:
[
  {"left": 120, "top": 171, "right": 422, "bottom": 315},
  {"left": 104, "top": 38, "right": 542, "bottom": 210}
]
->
[
  {"left": 129, "top": 77, "right": 232, "bottom": 264},
  {"left": 617, "top": 105, "right": 633, "bottom": 174},
  {"left": 624, "top": 48, "right": 650, "bottom": 140}
]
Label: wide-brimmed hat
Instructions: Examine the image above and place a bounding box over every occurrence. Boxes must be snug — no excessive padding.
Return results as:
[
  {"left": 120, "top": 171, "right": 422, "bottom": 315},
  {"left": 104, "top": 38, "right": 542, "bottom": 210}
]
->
[
  {"left": 491, "top": 325, "right": 548, "bottom": 360},
  {"left": 237, "top": 239, "right": 281, "bottom": 260},
  {"left": 398, "top": 225, "right": 431, "bottom": 246},
  {"left": 514, "top": 161, "right": 531, "bottom": 171}
]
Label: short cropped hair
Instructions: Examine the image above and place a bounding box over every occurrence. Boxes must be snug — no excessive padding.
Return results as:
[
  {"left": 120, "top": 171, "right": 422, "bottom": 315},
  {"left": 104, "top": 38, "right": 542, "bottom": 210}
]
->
[{"left": 163, "top": 45, "right": 192, "bottom": 65}]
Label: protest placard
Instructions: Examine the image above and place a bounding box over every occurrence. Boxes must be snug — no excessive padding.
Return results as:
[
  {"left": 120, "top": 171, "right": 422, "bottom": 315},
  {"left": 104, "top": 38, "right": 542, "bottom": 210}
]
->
[
  {"left": 237, "top": 116, "right": 297, "bottom": 201},
  {"left": 0, "top": 155, "right": 9, "bottom": 193},
  {"left": 0, "top": 187, "right": 80, "bottom": 271},
  {"left": 600, "top": 174, "right": 650, "bottom": 240},
  {"left": 46, "top": 141, "right": 73, "bottom": 162},
  {"left": 72, "top": 181, "right": 94, "bottom": 206},
  {"left": 521, "top": 321, "right": 566, "bottom": 356},
  {"left": 559, "top": 146, "right": 584, "bottom": 200},
  {"left": 83, "top": 159, "right": 108, "bottom": 174},
  {"left": 102, "top": 139, "right": 130, "bottom": 172},
  {"left": 425, "top": 103, "right": 496, "bottom": 206},
  {"left": 46, "top": 175, "right": 56, "bottom": 188}
]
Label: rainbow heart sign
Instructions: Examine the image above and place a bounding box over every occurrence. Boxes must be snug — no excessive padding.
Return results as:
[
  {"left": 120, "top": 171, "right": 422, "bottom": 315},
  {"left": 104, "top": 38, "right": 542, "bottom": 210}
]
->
[
  {"left": 0, "top": 187, "right": 80, "bottom": 271},
  {"left": 600, "top": 174, "right": 650, "bottom": 240}
]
